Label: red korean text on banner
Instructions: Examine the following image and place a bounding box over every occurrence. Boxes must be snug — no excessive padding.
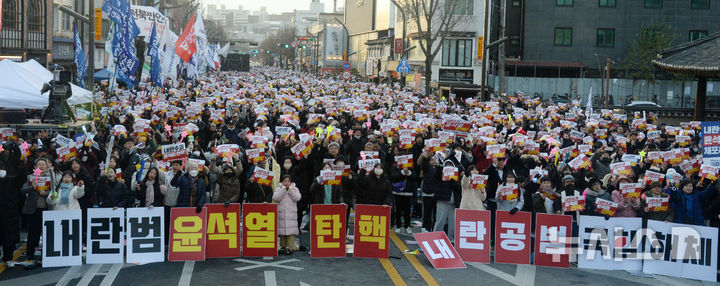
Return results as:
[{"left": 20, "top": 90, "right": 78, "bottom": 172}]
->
[
  {"left": 568, "top": 154, "right": 591, "bottom": 172},
  {"left": 700, "top": 164, "right": 719, "bottom": 181},
  {"left": 57, "top": 145, "right": 78, "bottom": 162},
  {"left": 162, "top": 143, "right": 187, "bottom": 162},
  {"left": 486, "top": 145, "right": 506, "bottom": 159},
  {"left": 595, "top": 198, "right": 618, "bottom": 216},
  {"left": 175, "top": 15, "right": 197, "bottom": 63},
  {"left": 562, "top": 194, "right": 585, "bottom": 212},
  {"left": 291, "top": 137, "right": 313, "bottom": 160},
  {"left": 470, "top": 174, "right": 488, "bottom": 190},
  {"left": 413, "top": 232, "right": 466, "bottom": 269},
  {"left": 619, "top": 183, "right": 642, "bottom": 198},
  {"left": 644, "top": 170, "right": 665, "bottom": 184},
  {"left": 205, "top": 204, "right": 241, "bottom": 258},
  {"left": 454, "top": 209, "right": 491, "bottom": 263},
  {"left": 353, "top": 204, "right": 390, "bottom": 258},
  {"left": 320, "top": 169, "right": 342, "bottom": 186},
  {"left": 494, "top": 210, "right": 531, "bottom": 264},
  {"left": 169, "top": 207, "right": 207, "bottom": 261},
  {"left": 645, "top": 197, "right": 670, "bottom": 212},
  {"left": 246, "top": 148, "right": 266, "bottom": 164},
  {"left": 442, "top": 166, "right": 459, "bottom": 182},
  {"left": 242, "top": 203, "right": 278, "bottom": 257},
  {"left": 311, "top": 204, "right": 347, "bottom": 258},
  {"left": 214, "top": 144, "right": 240, "bottom": 158},
  {"left": 394, "top": 154, "right": 414, "bottom": 169},
  {"left": 497, "top": 184, "right": 519, "bottom": 201},
  {"left": 251, "top": 167, "right": 274, "bottom": 186},
  {"left": 534, "top": 213, "right": 572, "bottom": 268}
]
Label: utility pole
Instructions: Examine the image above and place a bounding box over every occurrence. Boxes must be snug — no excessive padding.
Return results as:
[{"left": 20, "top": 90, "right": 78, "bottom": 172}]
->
[
  {"left": 498, "top": 0, "right": 506, "bottom": 96},
  {"left": 604, "top": 58, "right": 611, "bottom": 108},
  {"left": 88, "top": 0, "right": 95, "bottom": 95},
  {"left": 480, "top": 0, "right": 491, "bottom": 100},
  {"left": 390, "top": 0, "right": 407, "bottom": 88}
]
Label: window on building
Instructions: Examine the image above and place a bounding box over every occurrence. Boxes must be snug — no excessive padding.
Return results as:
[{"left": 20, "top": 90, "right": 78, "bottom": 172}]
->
[
  {"left": 689, "top": 30, "right": 708, "bottom": 41},
  {"left": 512, "top": 1, "right": 521, "bottom": 7},
  {"left": 28, "top": 0, "right": 43, "bottom": 32},
  {"left": 62, "top": 11, "right": 71, "bottom": 31},
  {"left": 442, "top": 39, "right": 472, "bottom": 67},
  {"left": 510, "top": 35, "right": 521, "bottom": 46},
  {"left": 644, "top": 0, "right": 662, "bottom": 8},
  {"left": 445, "top": 0, "right": 474, "bottom": 15},
  {"left": 554, "top": 28, "right": 572, "bottom": 46},
  {"left": 557, "top": 0, "right": 573, "bottom": 6},
  {"left": 597, "top": 29, "right": 615, "bottom": 47},
  {"left": 2, "top": 0, "right": 19, "bottom": 30},
  {"left": 691, "top": 0, "right": 710, "bottom": 9},
  {"left": 599, "top": 0, "right": 616, "bottom": 7}
]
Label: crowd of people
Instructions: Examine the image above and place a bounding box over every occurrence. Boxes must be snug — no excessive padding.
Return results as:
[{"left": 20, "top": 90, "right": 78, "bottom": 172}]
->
[{"left": 0, "top": 68, "right": 718, "bottom": 270}]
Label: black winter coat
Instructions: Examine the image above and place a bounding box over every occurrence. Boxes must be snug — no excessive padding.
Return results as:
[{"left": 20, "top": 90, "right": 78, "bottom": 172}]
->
[
  {"left": 96, "top": 177, "right": 132, "bottom": 208},
  {"left": 356, "top": 171, "right": 393, "bottom": 205}
]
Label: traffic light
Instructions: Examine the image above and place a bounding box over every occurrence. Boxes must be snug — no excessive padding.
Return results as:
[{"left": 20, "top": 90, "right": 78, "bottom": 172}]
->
[
  {"left": 266, "top": 51, "right": 270, "bottom": 54},
  {"left": 308, "top": 37, "right": 313, "bottom": 41},
  {"left": 302, "top": 45, "right": 306, "bottom": 49},
  {"left": 284, "top": 44, "right": 289, "bottom": 48}
]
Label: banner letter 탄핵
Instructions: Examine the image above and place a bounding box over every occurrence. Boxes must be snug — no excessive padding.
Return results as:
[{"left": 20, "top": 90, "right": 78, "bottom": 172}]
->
[
  {"left": 243, "top": 203, "right": 278, "bottom": 257},
  {"left": 354, "top": 204, "right": 391, "bottom": 258},
  {"left": 206, "top": 204, "right": 242, "bottom": 258},
  {"left": 311, "top": 204, "right": 347, "bottom": 258},
  {"left": 169, "top": 207, "right": 208, "bottom": 261}
]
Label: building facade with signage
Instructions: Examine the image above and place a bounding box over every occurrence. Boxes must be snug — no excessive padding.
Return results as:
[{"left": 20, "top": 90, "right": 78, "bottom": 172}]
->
[{"left": 0, "top": 0, "right": 53, "bottom": 66}]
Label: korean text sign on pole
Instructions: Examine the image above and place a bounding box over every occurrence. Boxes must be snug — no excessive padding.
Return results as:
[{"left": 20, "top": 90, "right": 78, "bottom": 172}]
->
[
  {"left": 169, "top": 207, "right": 208, "bottom": 261},
  {"left": 206, "top": 204, "right": 242, "bottom": 258},
  {"left": 454, "top": 209, "right": 491, "bottom": 263},
  {"left": 311, "top": 204, "right": 347, "bottom": 258},
  {"left": 127, "top": 207, "right": 165, "bottom": 264},
  {"left": 43, "top": 210, "right": 83, "bottom": 267},
  {"left": 353, "top": 204, "right": 391, "bottom": 258},
  {"left": 243, "top": 203, "right": 278, "bottom": 257},
  {"left": 702, "top": 121, "right": 720, "bottom": 167},
  {"left": 87, "top": 208, "right": 125, "bottom": 264},
  {"left": 494, "top": 210, "right": 531, "bottom": 264}
]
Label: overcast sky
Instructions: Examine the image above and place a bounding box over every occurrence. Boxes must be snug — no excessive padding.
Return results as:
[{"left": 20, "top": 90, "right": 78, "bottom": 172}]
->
[{"left": 204, "top": 0, "right": 343, "bottom": 14}]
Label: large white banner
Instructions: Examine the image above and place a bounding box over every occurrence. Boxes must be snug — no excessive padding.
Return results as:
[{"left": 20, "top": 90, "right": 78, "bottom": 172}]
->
[
  {"left": 42, "top": 210, "right": 83, "bottom": 268},
  {"left": 324, "top": 24, "right": 343, "bottom": 61},
  {"left": 577, "top": 215, "right": 643, "bottom": 271},
  {"left": 127, "top": 207, "right": 165, "bottom": 264},
  {"left": 131, "top": 5, "right": 169, "bottom": 43},
  {"left": 643, "top": 220, "right": 718, "bottom": 282},
  {"left": 87, "top": 208, "right": 125, "bottom": 264},
  {"left": 161, "top": 29, "right": 179, "bottom": 83}
]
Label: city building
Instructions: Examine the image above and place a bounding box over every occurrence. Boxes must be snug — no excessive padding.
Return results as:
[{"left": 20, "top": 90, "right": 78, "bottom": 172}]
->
[
  {"left": 498, "top": 0, "right": 720, "bottom": 78},
  {"left": 343, "top": 0, "right": 395, "bottom": 78},
  {"left": 1, "top": 0, "right": 53, "bottom": 66}
]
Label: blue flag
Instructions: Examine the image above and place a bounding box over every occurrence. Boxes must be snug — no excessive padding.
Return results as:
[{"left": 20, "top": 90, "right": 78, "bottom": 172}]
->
[
  {"left": 73, "top": 23, "right": 88, "bottom": 88},
  {"left": 104, "top": 0, "right": 140, "bottom": 88},
  {"left": 147, "top": 21, "right": 162, "bottom": 86}
]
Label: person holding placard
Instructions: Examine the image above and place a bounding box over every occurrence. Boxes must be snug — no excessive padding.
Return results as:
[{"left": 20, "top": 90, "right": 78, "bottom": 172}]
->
[
  {"left": 459, "top": 165, "right": 486, "bottom": 210},
  {"left": 433, "top": 160, "right": 462, "bottom": 242},
  {"left": 610, "top": 176, "right": 641, "bottom": 217},
  {"left": 21, "top": 158, "right": 60, "bottom": 268},
  {"left": 310, "top": 163, "right": 343, "bottom": 205},
  {"left": 642, "top": 182, "right": 672, "bottom": 222},
  {"left": 356, "top": 163, "right": 393, "bottom": 206},
  {"left": 171, "top": 162, "right": 207, "bottom": 212},
  {"left": 495, "top": 173, "right": 524, "bottom": 214},
  {"left": 583, "top": 178, "right": 610, "bottom": 216},
  {"left": 46, "top": 171, "right": 85, "bottom": 210},
  {"left": 208, "top": 157, "right": 242, "bottom": 206}
]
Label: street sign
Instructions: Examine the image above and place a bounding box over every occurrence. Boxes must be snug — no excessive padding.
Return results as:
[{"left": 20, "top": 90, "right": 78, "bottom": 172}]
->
[
  {"left": 291, "top": 41, "right": 298, "bottom": 48},
  {"left": 343, "top": 61, "right": 351, "bottom": 71},
  {"left": 342, "top": 71, "right": 351, "bottom": 80},
  {"left": 397, "top": 57, "right": 411, "bottom": 73},
  {"left": 394, "top": 38, "right": 403, "bottom": 54},
  {"left": 312, "top": 60, "right": 317, "bottom": 65}
]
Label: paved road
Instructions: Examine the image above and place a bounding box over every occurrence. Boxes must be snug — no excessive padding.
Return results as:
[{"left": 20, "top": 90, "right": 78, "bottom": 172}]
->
[{"left": 1, "top": 230, "right": 719, "bottom": 286}]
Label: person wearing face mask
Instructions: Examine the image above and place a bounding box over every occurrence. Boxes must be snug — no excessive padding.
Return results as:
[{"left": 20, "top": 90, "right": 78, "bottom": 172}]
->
[
  {"left": 96, "top": 168, "right": 132, "bottom": 209},
  {"left": 418, "top": 151, "right": 441, "bottom": 232},
  {"left": 459, "top": 165, "right": 486, "bottom": 210},
  {"left": 209, "top": 157, "right": 243, "bottom": 206},
  {"left": 582, "top": 178, "right": 611, "bottom": 217},
  {"left": 642, "top": 181, "right": 673, "bottom": 222},
  {"left": 0, "top": 161, "right": 21, "bottom": 270},
  {"left": 171, "top": 162, "right": 206, "bottom": 213},
  {"left": 591, "top": 146, "right": 613, "bottom": 180},
  {"left": 245, "top": 161, "right": 274, "bottom": 203},
  {"left": 609, "top": 175, "right": 642, "bottom": 218},
  {"left": 310, "top": 163, "right": 344, "bottom": 205},
  {"left": 47, "top": 171, "right": 85, "bottom": 210},
  {"left": 670, "top": 179, "right": 718, "bottom": 226},
  {"left": 356, "top": 163, "right": 393, "bottom": 206},
  {"left": 433, "top": 160, "right": 462, "bottom": 242},
  {"left": 344, "top": 129, "right": 366, "bottom": 165},
  {"left": 273, "top": 175, "right": 301, "bottom": 255}
]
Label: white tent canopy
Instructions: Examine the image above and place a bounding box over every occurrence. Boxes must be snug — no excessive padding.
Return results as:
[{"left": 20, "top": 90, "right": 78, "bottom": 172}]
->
[{"left": 0, "top": 59, "right": 93, "bottom": 109}]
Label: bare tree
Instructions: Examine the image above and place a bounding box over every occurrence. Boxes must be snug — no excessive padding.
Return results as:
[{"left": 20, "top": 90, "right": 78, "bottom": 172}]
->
[
  {"left": 260, "top": 26, "right": 297, "bottom": 68},
  {"left": 392, "top": 0, "right": 471, "bottom": 96}
]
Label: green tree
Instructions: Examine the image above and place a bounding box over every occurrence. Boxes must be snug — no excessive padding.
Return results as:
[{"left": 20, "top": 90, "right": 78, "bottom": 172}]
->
[{"left": 621, "top": 20, "right": 678, "bottom": 82}]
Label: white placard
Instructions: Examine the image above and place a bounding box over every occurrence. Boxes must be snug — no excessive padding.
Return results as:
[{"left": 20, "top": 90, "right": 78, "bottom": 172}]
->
[
  {"left": 87, "top": 208, "right": 126, "bottom": 264},
  {"left": 127, "top": 207, "right": 166, "bottom": 264},
  {"left": 42, "top": 210, "right": 83, "bottom": 267},
  {"left": 577, "top": 216, "right": 643, "bottom": 272},
  {"left": 643, "top": 220, "right": 718, "bottom": 282}
]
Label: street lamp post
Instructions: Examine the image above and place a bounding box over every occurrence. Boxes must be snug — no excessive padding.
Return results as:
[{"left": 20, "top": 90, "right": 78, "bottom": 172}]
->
[
  {"left": 390, "top": 0, "right": 407, "bottom": 88},
  {"left": 334, "top": 18, "right": 349, "bottom": 62}
]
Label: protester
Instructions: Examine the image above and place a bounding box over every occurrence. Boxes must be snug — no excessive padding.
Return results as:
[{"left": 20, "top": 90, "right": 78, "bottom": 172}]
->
[
  {"left": 433, "top": 160, "right": 461, "bottom": 241},
  {"left": 46, "top": 171, "right": 85, "bottom": 210},
  {"left": 274, "top": 175, "right": 301, "bottom": 255},
  {"left": 460, "top": 165, "right": 487, "bottom": 210},
  {"left": 642, "top": 182, "right": 673, "bottom": 222},
  {"left": 96, "top": 168, "right": 132, "bottom": 209}
]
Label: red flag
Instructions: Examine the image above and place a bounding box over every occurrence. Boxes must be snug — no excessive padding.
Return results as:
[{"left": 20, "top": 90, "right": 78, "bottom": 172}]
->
[{"left": 175, "top": 15, "right": 197, "bottom": 63}]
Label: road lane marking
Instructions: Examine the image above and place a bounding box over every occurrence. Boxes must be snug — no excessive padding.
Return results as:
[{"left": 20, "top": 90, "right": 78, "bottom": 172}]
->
[
  {"left": 178, "top": 261, "right": 195, "bottom": 286},
  {"left": 379, "top": 258, "right": 407, "bottom": 286},
  {"left": 57, "top": 265, "right": 83, "bottom": 286},
  {"left": 389, "top": 232, "right": 440, "bottom": 286},
  {"left": 76, "top": 264, "right": 102, "bottom": 286},
  {"left": 100, "top": 263, "right": 123, "bottom": 286},
  {"left": 264, "top": 271, "right": 277, "bottom": 286},
  {"left": 515, "top": 265, "right": 536, "bottom": 286},
  {"left": 467, "top": 262, "right": 516, "bottom": 284},
  {"left": 234, "top": 258, "right": 303, "bottom": 271}
]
